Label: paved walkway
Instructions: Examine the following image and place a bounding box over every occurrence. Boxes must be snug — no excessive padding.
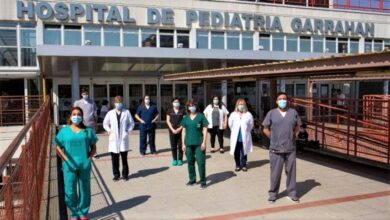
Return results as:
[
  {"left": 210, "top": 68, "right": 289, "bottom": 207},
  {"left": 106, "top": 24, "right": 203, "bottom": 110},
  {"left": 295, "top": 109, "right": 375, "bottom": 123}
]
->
[{"left": 85, "top": 130, "right": 389, "bottom": 220}]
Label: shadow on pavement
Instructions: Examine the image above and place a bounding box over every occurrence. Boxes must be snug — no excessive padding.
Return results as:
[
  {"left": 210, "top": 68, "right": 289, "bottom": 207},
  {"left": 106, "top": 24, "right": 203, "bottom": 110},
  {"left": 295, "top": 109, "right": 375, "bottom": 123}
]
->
[
  {"left": 88, "top": 195, "right": 151, "bottom": 219},
  {"left": 128, "top": 167, "right": 169, "bottom": 179},
  {"left": 207, "top": 171, "right": 237, "bottom": 187},
  {"left": 247, "top": 159, "right": 269, "bottom": 169},
  {"left": 279, "top": 179, "right": 322, "bottom": 198}
]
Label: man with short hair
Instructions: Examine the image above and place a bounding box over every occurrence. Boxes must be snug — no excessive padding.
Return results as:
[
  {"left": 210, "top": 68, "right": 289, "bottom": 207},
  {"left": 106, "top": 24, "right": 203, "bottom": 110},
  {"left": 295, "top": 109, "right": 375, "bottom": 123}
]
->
[
  {"left": 74, "top": 88, "right": 97, "bottom": 130},
  {"left": 262, "top": 92, "right": 302, "bottom": 204}
]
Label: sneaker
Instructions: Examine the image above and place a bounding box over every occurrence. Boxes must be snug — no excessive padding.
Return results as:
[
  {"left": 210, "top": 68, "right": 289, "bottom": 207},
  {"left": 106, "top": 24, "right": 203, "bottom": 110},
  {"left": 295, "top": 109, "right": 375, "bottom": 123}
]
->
[
  {"left": 186, "top": 181, "right": 195, "bottom": 186},
  {"left": 219, "top": 148, "right": 225, "bottom": 153},
  {"left": 122, "top": 176, "right": 129, "bottom": 182},
  {"left": 242, "top": 167, "right": 248, "bottom": 172},
  {"left": 177, "top": 160, "right": 183, "bottom": 166},
  {"left": 210, "top": 148, "right": 216, "bottom": 153},
  {"left": 268, "top": 197, "right": 276, "bottom": 203},
  {"left": 113, "top": 176, "right": 120, "bottom": 182},
  {"left": 235, "top": 167, "right": 241, "bottom": 172},
  {"left": 287, "top": 196, "right": 300, "bottom": 203},
  {"left": 200, "top": 183, "right": 207, "bottom": 189},
  {"left": 172, "top": 160, "right": 178, "bottom": 166}
]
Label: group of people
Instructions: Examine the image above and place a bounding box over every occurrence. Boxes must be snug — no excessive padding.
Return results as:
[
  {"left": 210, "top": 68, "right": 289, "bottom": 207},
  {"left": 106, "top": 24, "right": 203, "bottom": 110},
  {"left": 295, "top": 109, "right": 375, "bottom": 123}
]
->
[{"left": 55, "top": 88, "right": 302, "bottom": 219}]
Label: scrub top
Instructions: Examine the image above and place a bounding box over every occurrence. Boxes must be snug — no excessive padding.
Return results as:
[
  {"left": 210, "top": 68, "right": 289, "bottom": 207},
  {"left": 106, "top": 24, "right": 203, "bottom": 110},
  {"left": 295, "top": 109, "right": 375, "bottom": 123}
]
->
[
  {"left": 55, "top": 126, "right": 98, "bottom": 161},
  {"left": 181, "top": 113, "right": 209, "bottom": 146}
]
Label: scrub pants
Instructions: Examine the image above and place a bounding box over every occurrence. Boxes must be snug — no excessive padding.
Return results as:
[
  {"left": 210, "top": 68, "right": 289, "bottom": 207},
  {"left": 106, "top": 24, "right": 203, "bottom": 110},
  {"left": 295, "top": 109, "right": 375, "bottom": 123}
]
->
[
  {"left": 208, "top": 126, "right": 224, "bottom": 149},
  {"left": 139, "top": 124, "right": 156, "bottom": 155},
  {"left": 186, "top": 145, "right": 206, "bottom": 184},
  {"left": 169, "top": 131, "right": 183, "bottom": 161},
  {"left": 111, "top": 151, "right": 129, "bottom": 179},
  {"left": 63, "top": 158, "right": 91, "bottom": 218},
  {"left": 234, "top": 142, "right": 247, "bottom": 168},
  {"left": 268, "top": 150, "right": 297, "bottom": 199}
]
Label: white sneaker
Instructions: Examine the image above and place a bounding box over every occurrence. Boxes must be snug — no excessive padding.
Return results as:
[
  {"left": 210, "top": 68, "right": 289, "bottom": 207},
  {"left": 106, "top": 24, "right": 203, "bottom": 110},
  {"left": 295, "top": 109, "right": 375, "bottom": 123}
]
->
[{"left": 287, "top": 196, "right": 300, "bottom": 203}]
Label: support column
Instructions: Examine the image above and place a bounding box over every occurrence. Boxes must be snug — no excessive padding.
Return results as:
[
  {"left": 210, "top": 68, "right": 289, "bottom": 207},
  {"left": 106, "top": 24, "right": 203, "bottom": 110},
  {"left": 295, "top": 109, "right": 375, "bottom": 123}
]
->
[
  {"left": 270, "top": 79, "right": 277, "bottom": 109},
  {"left": 307, "top": 79, "right": 313, "bottom": 121},
  {"left": 71, "top": 60, "right": 80, "bottom": 104},
  {"left": 256, "top": 79, "right": 262, "bottom": 120},
  {"left": 221, "top": 80, "right": 227, "bottom": 106},
  {"left": 42, "top": 77, "right": 47, "bottom": 101},
  {"left": 24, "top": 78, "right": 29, "bottom": 123},
  {"left": 280, "top": 79, "right": 286, "bottom": 93},
  {"left": 384, "top": 80, "right": 389, "bottom": 95}
]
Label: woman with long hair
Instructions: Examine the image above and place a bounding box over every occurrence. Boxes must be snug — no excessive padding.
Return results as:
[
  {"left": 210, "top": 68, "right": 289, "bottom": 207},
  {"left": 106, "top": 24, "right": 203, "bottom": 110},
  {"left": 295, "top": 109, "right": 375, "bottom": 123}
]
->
[
  {"left": 166, "top": 97, "right": 185, "bottom": 166},
  {"left": 203, "top": 95, "right": 229, "bottom": 153},
  {"left": 55, "top": 107, "right": 98, "bottom": 220},
  {"left": 228, "top": 99, "right": 254, "bottom": 172},
  {"left": 181, "top": 99, "right": 209, "bottom": 189}
]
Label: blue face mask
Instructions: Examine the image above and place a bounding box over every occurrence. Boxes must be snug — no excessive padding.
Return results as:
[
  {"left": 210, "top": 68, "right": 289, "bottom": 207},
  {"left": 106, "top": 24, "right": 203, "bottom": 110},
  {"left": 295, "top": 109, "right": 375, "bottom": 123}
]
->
[
  {"left": 115, "top": 103, "right": 123, "bottom": 110},
  {"left": 277, "top": 100, "right": 287, "bottom": 109},
  {"left": 71, "top": 115, "right": 82, "bottom": 125},
  {"left": 188, "top": 106, "right": 196, "bottom": 113}
]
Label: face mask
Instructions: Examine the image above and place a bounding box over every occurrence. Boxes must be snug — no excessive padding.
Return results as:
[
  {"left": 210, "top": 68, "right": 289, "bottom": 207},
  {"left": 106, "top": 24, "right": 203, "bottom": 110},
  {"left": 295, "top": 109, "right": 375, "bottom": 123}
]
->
[
  {"left": 213, "top": 99, "right": 219, "bottom": 105},
  {"left": 173, "top": 102, "right": 180, "bottom": 108},
  {"left": 300, "top": 128, "right": 305, "bottom": 132},
  {"left": 71, "top": 115, "right": 82, "bottom": 125},
  {"left": 144, "top": 99, "right": 150, "bottom": 105},
  {"left": 238, "top": 105, "right": 244, "bottom": 112},
  {"left": 188, "top": 106, "right": 196, "bottom": 113},
  {"left": 82, "top": 95, "right": 88, "bottom": 100},
  {"left": 277, "top": 100, "right": 287, "bottom": 109},
  {"left": 115, "top": 103, "right": 123, "bottom": 110}
]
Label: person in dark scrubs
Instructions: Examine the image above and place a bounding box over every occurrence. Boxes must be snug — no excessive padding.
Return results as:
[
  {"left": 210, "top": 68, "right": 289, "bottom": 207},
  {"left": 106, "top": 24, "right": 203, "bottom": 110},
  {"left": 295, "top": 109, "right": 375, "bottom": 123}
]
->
[
  {"left": 135, "top": 95, "right": 159, "bottom": 156},
  {"left": 166, "top": 97, "right": 185, "bottom": 166},
  {"left": 262, "top": 92, "right": 302, "bottom": 204}
]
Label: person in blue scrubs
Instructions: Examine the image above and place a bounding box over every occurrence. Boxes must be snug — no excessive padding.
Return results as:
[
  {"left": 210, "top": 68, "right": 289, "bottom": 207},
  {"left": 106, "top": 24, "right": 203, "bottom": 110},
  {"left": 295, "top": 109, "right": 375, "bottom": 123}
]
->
[
  {"left": 135, "top": 95, "right": 159, "bottom": 155},
  {"left": 56, "top": 107, "right": 98, "bottom": 220}
]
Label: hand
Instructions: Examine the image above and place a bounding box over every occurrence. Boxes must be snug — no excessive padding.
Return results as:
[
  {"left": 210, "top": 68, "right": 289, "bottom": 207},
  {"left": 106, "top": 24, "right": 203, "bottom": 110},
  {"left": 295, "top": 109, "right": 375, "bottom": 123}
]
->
[
  {"left": 141, "top": 120, "right": 146, "bottom": 124},
  {"left": 171, "top": 129, "right": 177, "bottom": 134},
  {"left": 223, "top": 124, "right": 227, "bottom": 129},
  {"left": 201, "top": 142, "right": 206, "bottom": 151},
  {"left": 175, "top": 128, "right": 181, "bottom": 133},
  {"left": 108, "top": 131, "right": 112, "bottom": 135},
  {"left": 182, "top": 145, "right": 186, "bottom": 153},
  {"left": 89, "top": 149, "right": 96, "bottom": 159}
]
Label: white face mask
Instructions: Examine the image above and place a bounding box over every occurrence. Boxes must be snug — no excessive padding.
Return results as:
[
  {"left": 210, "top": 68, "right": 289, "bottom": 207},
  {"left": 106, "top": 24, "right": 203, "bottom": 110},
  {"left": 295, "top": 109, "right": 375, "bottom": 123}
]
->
[
  {"left": 144, "top": 99, "right": 150, "bottom": 105},
  {"left": 173, "top": 102, "right": 180, "bottom": 108},
  {"left": 82, "top": 94, "right": 89, "bottom": 100}
]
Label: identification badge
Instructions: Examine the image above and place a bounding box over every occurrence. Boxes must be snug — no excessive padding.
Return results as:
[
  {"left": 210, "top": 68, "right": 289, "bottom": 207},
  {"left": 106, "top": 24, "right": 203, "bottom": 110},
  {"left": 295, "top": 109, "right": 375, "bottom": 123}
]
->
[{"left": 197, "top": 123, "right": 201, "bottom": 128}]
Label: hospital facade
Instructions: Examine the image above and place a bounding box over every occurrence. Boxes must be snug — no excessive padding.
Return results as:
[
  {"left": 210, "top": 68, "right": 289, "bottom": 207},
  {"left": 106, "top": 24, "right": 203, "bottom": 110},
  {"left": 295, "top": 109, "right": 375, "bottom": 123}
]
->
[{"left": 0, "top": 0, "right": 389, "bottom": 124}]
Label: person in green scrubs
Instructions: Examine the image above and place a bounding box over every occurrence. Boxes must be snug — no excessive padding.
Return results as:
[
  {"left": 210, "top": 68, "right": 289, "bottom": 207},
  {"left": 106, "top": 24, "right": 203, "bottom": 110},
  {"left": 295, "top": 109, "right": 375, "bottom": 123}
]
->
[
  {"left": 55, "top": 107, "right": 98, "bottom": 220},
  {"left": 181, "top": 99, "right": 209, "bottom": 189}
]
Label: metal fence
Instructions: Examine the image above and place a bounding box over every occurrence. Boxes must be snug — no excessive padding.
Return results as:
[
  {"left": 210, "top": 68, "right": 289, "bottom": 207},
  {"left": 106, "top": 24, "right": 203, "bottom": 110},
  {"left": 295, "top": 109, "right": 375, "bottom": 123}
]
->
[
  {"left": 0, "top": 96, "right": 51, "bottom": 219},
  {"left": 290, "top": 96, "right": 390, "bottom": 166},
  {"left": 0, "top": 96, "right": 43, "bottom": 126}
]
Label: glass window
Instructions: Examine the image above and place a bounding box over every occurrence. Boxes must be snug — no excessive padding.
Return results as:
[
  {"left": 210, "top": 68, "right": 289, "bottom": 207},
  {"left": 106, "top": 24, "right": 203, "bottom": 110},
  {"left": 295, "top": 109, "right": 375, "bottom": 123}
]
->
[
  {"left": 21, "top": 48, "right": 36, "bottom": 66},
  {"left": 242, "top": 32, "right": 253, "bottom": 50},
  {"left": 84, "top": 26, "right": 101, "bottom": 46},
  {"left": 104, "top": 27, "right": 120, "bottom": 46},
  {"left": 325, "top": 37, "right": 336, "bottom": 53},
  {"left": 272, "top": 34, "right": 284, "bottom": 51},
  {"left": 373, "top": 40, "right": 383, "bottom": 51},
  {"left": 259, "top": 34, "right": 270, "bottom": 51},
  {"left": 211, "top": 31, "right": 224, "bottom": 49},
  {"left": 20, "top": 29, "right": 36, "bottom": 47},
  {"left": 385, "top": 39, "right": 390, "bottom": 50},
  {"left": 286, "top": 84, "right": 294, "bottom": 97},
  {"left": 227, "top": 32, "right": 239, "bottom": 50},
  {"left": 142, "top": 29, "right": 157, "bottom": 47},
  {"left": 0, "top": 48, "right": 17, "bottom": 66},
  {"left": 338, "top": 38, "right": 348, "bottom": 53},
  {"left": 44, "top": 25, "right": 61, "bottom": 45},
  {"left": 123, "top": 28, "right": 138, "bottom": 47},
  {"left": 175, "top": 84, "right": 188, "bottom": 106},
  {"left": 197, "top": 30, "right": 209, "bottom": 49},
  {"left": 296, "top": 84, "right": 306, "bottom": 97},
  {"left": 177, "top": 30, "right": 189, "bottom": 48},
  {"left": 350, "top": 39, "right": 359, "bottom": 53},
  {"left": 300, "top": 36, "right": 311, "bottom": 52},
  {"left": 0, "top": 22, "right": 17, "bottom": 28},
  {"left": 365, "top": 39, "right": 372, "bottom": 52},
  {"left": 145, "top": 84, "right": 157, "bottom": 104},
  {"left": 160, "top": 29, "right": 174, "bottom": 48},
  {"left": 0, "top": 29, "right": 16, "bottom": 46},
  {"left": 313, "top": 36, "right": 323, "bottom": 53},
  {"left": 160, "top": 84, "right": 173, "bottom": 121},
  {"left": 192, "top": 83, "right": 205, "bottom": 112},
  {"left": 129, "top": 84, "right": 143, "bottom": 116},
  {"left": 286, "top": 35, "right": 297, "bottom": 52},
  {"left": 64, "top": 25, "right": 81, "bottom": 45}
]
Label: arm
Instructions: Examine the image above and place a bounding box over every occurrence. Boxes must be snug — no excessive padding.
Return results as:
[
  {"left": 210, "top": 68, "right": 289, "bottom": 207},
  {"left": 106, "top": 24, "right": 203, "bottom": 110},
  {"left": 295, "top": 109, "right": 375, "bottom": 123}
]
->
[
  {"left": 135, "top": 106, "right": 145, "bottom": 123},
  {"left": 152, "top": 114, "right": 159, "bottom": 123},
  {"left": 182, "top": 127, "right": 186, "bottom": 153},
  {"left": 248, "top": 113, "right": 254, "bottom": 131},
  {"left": 228, "top": 113, "right": 234, "bottom": 129},
  {"left": 201, "top": 126, "right": 208, "bottom": 151},
  {"left": 166, "top": 115, "right": 176, "bottom": 133},
  {"left": 102, "top": 112, "right": 111, "bottom": 134},
  {"left": 223, "top": 115, "right": 228, "bottom": 129},
  {"left": 127, "top": 111, "right": 135, "bottom": 132},
  {"left": 263, "top": 127, "right": 271, "bottom": 139},
  {"left": 89, "top": 144, "right": 96, "bottom": 158},
  {"left": 56, "top": 147, "right": 68, "bottom": 161}
]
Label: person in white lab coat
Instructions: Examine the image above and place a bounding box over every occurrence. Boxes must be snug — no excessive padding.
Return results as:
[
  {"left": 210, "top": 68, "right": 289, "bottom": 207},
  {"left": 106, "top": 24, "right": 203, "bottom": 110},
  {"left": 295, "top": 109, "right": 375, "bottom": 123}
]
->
[
  {"left": 228, "top": 99, "right": 254, "bottom": 172},
  {"left": 103, "top": 96, "right": 135, "bottom": 182}
]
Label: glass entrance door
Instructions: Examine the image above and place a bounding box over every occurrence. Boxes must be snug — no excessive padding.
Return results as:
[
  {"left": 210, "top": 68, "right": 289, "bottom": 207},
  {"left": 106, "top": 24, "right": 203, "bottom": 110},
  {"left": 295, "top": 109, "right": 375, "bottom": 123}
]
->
[
  {"left": 109, "top": 84, "right": 123, "bottom": 105},
  {"left": 129, "top": 84, "right": 143, "bottom": 116},
  {"left": 94, "top": 84, "right": 107, "bottom": 122}
]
